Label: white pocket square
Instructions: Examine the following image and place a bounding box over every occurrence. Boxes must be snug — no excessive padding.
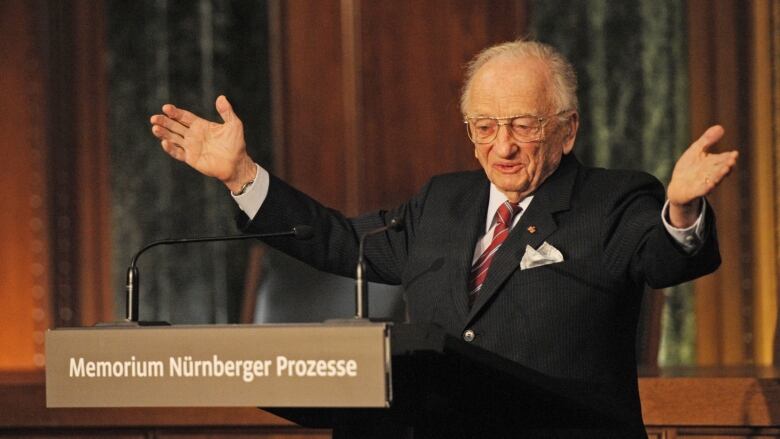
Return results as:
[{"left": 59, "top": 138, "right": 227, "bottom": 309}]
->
[{"left": 520, "top": 241, "right": 564, "bottom": 270}]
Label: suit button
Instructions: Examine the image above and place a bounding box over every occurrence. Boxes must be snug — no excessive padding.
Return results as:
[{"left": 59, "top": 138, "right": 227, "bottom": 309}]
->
[{"left": 463, "top": 329, "right": 475, "bottom": 342}]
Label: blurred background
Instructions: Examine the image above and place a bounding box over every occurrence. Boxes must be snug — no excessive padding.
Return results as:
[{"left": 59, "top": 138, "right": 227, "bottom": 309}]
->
[{"left": 1, "top": 0, "right": 777, "bottom": 378}]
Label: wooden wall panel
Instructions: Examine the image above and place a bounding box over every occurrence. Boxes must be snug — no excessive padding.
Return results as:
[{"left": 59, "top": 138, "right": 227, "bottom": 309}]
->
[
  {"left": 275, "top": 0, "right": 528, "bottom": 215},
  {"left": 689, "top": 0, "right": 752, "bottom": 366},
  {"left": 749, "top": 0, "right": 779, "bottom": 366},
  {"left": 0, "top": 371, "right": 328, "bottom": 438},
  {"left": 359, "top": 1, "right": 527, "bottom": 211},
  {"left": 38, "top": 0, "right": 111, "bottom": 328},
  {"left": 689, "top": 0, "right": 780, "bottom": 367},
  {"left": 0, "top": 0, "right": 111, "bottom": 371},
  {"left": 71, "top": 0, "right": 112, "bottom": 326},
  {"left": 274, "top": 0, "right": 351, "bottom": 212},
  {"left": 0, "top": 0, "right": 52, "bottom": 370}
]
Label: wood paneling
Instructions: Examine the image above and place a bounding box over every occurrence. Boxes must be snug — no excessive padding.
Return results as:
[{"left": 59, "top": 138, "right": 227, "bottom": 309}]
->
[
  {"left": 71, "top": 0, "right": 113, "bottom": 327},
  {"left": 0, "top": 371, "right": 329, "bottom": 438},
  {"left": 0, "top": 0, "right": 112, "bottom": 370},
  {"left": 6, "top": 370, "right": 780, "bottom": 437},
  {"left": 273, "top": 0, "right": 351, "bottom": 212},
  {"left": 359, "top": 0, "right": 527, "bottom": 211},
  {"left": 774, "top": 0, "right": 780, "bottom": 366},
  {"left": 0, "top": 0, "right": 52, "bottom": 370},
  {"left": 641, "top": 376, "right": 780, "bottom": 426},
  {"left": 45, "top": 0, "right": 112, "bottom": 328},
  {"left": 688, "top": 0, "right": 752, "bottom": 366},
  {"left": 640, "top": 368, "right": 780, "bottom": 438},
  {"left": 157, "top": 433, "right": 328, "bottom": 439},
  {"left": 749, "top": 0, "right": 779, "bottom": 366},
  {"left": 690, "top": 0, "right": 780, "bottom": 368},
  {"left": 274, "top": 0, "right": 528, "bottom": 215}
]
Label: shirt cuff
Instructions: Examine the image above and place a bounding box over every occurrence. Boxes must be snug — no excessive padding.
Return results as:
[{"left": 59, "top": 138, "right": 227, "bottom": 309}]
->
[
  {"left": 230, "top": 163, "right": 268, "bottom": 220},
  {"left": 661, "top": 198, "right": 707, "bottom": 254}
]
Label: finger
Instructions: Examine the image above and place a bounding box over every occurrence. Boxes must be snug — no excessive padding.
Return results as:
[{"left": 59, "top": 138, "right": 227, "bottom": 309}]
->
[
  {"left": 160, "top": 139, "right": 186, "bottom": 162},
  {"left": 215, "top": 95, "right": 236, "bottom": 124},
  {"left": 710, "top": 150, "right": 739, "bottom": 170},
  {"left": 150, "top": 115, "right": 186, "bottom": 139},
  {"left": 151, "top": 124, "right": 184, "bottom": 142},
  {"left": 709, "top": 149, "right": 738, "bottom": 160},
  {"left": 694, "top": 125, "right": 725, "bottom": 154},
  {"left": 720, "top": 154, "right": 738, "bottom": 175},
  {"left": 704, "top": 157, "right": 738, "bottom": 190},
  {"left": 150, "top": 123, "right": 167, "bottom": 139},
  {"left": 162, "top": 104, "right": 198, "bottom": 128}
]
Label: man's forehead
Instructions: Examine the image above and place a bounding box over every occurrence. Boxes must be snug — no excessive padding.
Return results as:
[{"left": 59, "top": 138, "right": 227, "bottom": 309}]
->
[
  {"left": 466, "top": 59, "right": 552, "bottom": 116},
  {"left": 468, "top": 92, "right": 546, "bottom": 116}
]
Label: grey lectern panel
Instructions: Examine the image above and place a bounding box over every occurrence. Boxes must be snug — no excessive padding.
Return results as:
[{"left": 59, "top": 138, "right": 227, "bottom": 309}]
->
[{"left": 45, "top": 323, "right": 391, "bottom": 408}]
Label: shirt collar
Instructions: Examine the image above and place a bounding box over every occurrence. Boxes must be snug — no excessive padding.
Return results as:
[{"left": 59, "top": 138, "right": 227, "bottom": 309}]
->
[{"left": 484, "top": 184, "right": 534, "bottom": 233}]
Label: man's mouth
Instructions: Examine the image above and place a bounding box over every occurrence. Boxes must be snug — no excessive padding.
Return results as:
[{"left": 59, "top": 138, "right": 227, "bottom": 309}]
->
[{"left": 493, "top": 163, "right": 524, "bottom": 173}]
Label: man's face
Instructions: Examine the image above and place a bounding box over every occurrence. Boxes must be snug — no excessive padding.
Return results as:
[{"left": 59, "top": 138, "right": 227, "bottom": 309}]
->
[{"left": 464, "top": 57, "right": 577, "bottom": 203}]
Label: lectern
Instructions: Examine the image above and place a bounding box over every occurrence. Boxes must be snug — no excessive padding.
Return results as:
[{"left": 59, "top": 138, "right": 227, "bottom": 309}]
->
[{"left": 46, "top": 322, "right": 620, "bottom": 437}]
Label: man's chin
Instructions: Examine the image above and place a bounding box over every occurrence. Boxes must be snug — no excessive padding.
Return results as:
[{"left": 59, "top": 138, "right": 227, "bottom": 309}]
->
[{"left": 492, "top": 180, "right": 531, "bottom": 200}]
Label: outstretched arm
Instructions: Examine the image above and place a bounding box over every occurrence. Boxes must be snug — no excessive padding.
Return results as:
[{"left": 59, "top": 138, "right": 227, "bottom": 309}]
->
[
  {"left": 666, "top": 125, "right": 739, "bottom": 228},
  {"left": 149, "top": 95, "right": 257, "bottom": 194}
]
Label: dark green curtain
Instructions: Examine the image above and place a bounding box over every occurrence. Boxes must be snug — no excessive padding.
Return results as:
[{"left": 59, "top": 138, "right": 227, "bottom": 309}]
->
[
  {"left": 107, "top": 0, "right": 271, "bottom": 323},
  {"left": 530, "top": 0, "right": 694, "bottom": 365}
]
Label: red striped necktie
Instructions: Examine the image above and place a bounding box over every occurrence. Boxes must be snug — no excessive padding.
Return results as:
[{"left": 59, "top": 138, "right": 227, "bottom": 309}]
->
[{"left": 468, "top": 200, "right": 522, "bottom": 308}]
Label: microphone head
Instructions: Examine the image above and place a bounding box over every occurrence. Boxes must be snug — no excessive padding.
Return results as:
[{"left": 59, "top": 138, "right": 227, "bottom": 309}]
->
[
  {"left": 292, "top": 225, "right": 314, "bottom": 240},
  {"left": 388, "top": 217, "right": 404, "bottom": 232}
]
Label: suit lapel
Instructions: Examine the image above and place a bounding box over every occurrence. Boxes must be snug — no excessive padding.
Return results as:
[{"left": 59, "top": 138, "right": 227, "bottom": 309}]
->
[
  {"left": 448, "top": 177, "right": 490, "bottom": 321},
  {"left": 465, "top": 154, "right": 580, "bottom": 324}
]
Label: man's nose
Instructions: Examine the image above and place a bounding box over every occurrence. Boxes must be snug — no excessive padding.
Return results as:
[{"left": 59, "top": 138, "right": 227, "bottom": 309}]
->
[{"left": 493, "top": 124, "right": 518, "bottom": 157}]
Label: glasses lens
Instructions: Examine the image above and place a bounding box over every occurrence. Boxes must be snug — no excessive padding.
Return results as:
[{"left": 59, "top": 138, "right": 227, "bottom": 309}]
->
[
  {"left": 468, "top": 118, "right": 497, "bottom": 143},
  {"left": 509, "top": 116, "right": 542, "bottom": 142}
]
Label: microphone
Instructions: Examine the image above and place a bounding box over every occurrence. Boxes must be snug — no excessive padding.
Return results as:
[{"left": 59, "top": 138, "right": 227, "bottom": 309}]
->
[
  {"left": 125, "top": 225, "right": 313, "bottom": 324},
  {"left": 354, "top": 217, "right": 404, "bottom": 320}
]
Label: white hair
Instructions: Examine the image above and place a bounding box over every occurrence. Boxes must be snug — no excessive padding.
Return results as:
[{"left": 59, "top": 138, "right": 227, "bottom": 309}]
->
[{"left": 460, "top": 40, "right": 579, "bottom": 115}]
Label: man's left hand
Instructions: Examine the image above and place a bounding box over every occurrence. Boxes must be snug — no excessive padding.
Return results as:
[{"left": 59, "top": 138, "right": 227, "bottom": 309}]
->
[{"left": 667, "top": 125, "right": 739, "bottom": 228}]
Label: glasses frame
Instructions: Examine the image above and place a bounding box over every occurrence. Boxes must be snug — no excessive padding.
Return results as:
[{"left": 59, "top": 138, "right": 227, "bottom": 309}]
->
[{"left": 463, "top": 110, "right": 572, "bottom": 145}]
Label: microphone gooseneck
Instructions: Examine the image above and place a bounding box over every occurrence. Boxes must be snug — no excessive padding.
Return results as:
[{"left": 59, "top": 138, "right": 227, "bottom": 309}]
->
[
  {"left": 355, "top": 217, "right": 405, "bottom": 320},
  {"left": 125, "top": 226, "right": 313, "bottom": 323}
]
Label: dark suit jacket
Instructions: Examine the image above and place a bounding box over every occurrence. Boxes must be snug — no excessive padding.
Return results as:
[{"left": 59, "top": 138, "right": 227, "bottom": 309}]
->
[{"left": 241, "top": 153, "right": 720, "bottom": 435}]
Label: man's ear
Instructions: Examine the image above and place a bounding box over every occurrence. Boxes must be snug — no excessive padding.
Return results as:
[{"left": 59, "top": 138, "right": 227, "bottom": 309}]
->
[{"left": 562, "top": 112, "right": 579, "bottom": 155}]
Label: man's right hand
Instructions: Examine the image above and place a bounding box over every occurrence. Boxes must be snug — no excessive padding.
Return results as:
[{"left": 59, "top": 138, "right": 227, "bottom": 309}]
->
[{"left": 150, "top": 95, "right": 257, "bottom": 193}]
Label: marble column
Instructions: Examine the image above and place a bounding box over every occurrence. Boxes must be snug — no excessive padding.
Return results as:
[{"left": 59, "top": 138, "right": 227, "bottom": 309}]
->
[{"left": 106, "top": 0, "right": 271, "bottom": 323}]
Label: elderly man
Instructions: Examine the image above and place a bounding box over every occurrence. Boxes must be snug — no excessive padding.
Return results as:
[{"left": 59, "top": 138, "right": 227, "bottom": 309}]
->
[{"left": 150, "top": 41, "right": 737, "bottom": 436}]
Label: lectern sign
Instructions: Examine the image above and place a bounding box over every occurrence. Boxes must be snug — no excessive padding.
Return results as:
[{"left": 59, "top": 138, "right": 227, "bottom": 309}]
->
[{"left": 46, "top": 324, "right": 391, "bottom": 408}]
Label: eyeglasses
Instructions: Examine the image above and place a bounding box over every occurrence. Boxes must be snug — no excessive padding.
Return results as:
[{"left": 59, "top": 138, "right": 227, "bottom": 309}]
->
[{"left": 463, "top": 111, "right": 570, "bottom": 144}]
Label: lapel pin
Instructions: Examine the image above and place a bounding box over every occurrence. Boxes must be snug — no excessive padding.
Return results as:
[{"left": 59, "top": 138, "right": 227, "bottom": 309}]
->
[{"left": 527, "top": 225, "right": 537, "bottom": 234}]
